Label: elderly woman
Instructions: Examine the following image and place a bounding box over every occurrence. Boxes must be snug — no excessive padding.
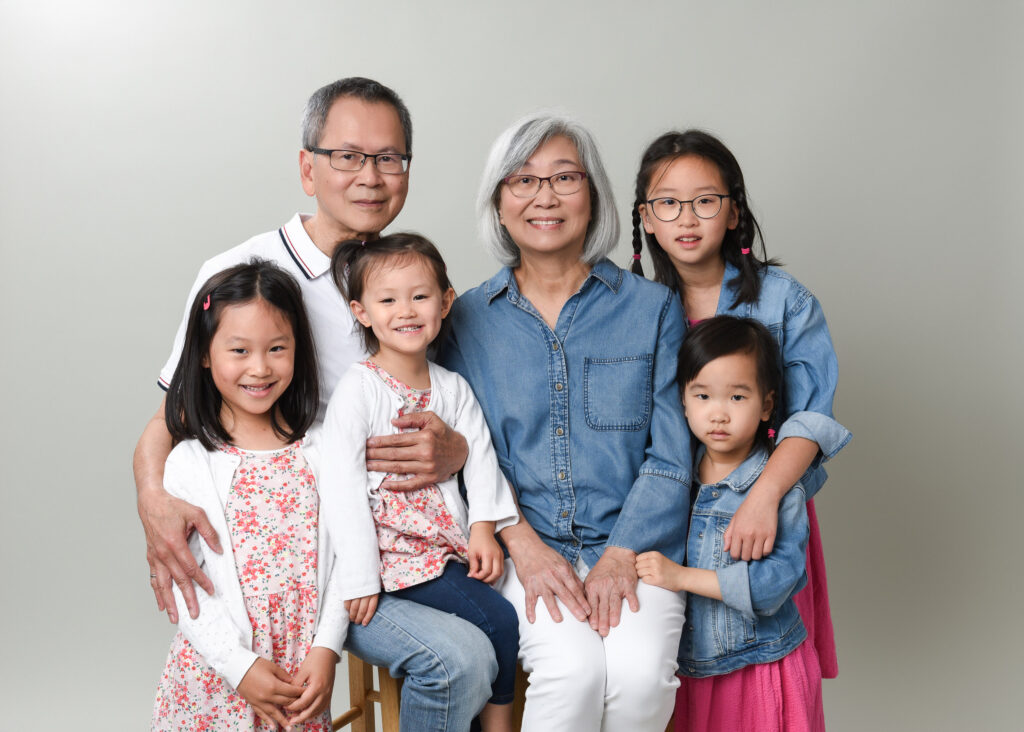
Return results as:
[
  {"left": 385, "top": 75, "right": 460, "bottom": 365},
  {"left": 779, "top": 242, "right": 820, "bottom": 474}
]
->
[{"left": 438, "top": 114, "right": 692, "bottom": 730}]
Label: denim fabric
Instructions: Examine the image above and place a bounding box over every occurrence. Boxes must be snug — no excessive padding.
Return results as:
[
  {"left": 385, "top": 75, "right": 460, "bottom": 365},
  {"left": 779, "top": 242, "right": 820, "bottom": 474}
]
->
[
  {"left": 694, "top": 262, "right": 851, "bottom": 497},
  {"left": 438, "top": 259, "right": 693, "bottom": 565},
  {"left": 679, "top": 448, "right": 809, "bottom": 678},
  {"left": 344, "top": 593, "right": 496, "bottom": 731},
  {"left": 390, "top": 562, "right": 519, "bottom": 705}
]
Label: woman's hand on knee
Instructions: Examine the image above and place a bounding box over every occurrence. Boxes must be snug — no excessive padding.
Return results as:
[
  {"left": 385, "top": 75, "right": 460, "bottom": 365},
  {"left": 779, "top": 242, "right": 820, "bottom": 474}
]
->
[
  {"left": 507, "top": 533, "right": 589, "bottom": 624},
  {"left": 583, "top": 546, "right": 639, "bottom": 637}
]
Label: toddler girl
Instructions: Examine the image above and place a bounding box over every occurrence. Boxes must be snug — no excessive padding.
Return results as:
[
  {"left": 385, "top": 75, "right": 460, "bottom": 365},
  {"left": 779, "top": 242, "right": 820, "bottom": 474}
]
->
[
  {"left": 631, "top": 130, "right": 850, "bottom": 680},
  {"left": 637, "top": 316, "right": 828, "bottom": 731},
  {"left": 152, "top": 259, "right": 347, "bottom": 731},
  {"left": 318, "top": 233, "right": 520, "bottom": 732}
]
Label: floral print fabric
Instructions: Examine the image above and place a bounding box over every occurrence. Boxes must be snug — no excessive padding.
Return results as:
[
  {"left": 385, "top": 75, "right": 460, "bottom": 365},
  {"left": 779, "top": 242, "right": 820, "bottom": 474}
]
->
[
  {"left": 362, "top": 360, "right": 469, "bottom": 592},
  {"left": 152, "top": 442, "right": 331, "bottom": 731}
]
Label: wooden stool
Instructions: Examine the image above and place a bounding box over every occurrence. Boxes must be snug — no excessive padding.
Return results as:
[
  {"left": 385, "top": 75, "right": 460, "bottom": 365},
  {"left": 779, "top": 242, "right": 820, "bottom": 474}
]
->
[{"left": 332, "top": 652, "right": 402, "bottom": 732}]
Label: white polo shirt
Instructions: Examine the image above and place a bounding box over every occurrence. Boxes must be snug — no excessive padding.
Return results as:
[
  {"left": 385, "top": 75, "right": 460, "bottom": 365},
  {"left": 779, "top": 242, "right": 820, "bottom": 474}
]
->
[{"left": 159, "top": 213, "right": 366, "bottom": 417}]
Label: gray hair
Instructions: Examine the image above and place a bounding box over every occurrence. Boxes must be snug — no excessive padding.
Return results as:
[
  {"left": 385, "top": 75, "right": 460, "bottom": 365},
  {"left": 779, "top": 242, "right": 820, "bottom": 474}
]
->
[
  {"left": 300, "top": 77, "right": 413, "bottom": 154},
  {"left": 476, "top": 112, "right": 619, "bottom": 267}
]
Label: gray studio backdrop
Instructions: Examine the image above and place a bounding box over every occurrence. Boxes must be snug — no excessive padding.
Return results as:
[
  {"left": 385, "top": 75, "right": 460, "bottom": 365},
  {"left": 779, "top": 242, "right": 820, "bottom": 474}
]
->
[{"left": 1, "top": 1, "right": 1020, "bottom": 729}]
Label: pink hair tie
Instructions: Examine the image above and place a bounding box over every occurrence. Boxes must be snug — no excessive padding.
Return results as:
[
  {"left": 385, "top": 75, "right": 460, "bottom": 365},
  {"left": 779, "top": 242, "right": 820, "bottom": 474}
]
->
[
  {"left": 203, "top": 294, "right": 211, "bottom": 311},
  {"left": 767, "top": 428, "right": 776, "bottom": 439},
  {"left": 741, "top": 248, "right": 751, "bottom": 255},
  {"left": 632, "top": 254, "right": 641, "bottom": 260}
]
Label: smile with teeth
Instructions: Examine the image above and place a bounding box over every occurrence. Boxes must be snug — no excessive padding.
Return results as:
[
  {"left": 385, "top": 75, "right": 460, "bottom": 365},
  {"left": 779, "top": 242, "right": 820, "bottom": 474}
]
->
[
  {"left": 528, "top": 218, "right": 564, "bottom": 228},
  {"left": 395, "top": 325, "right": 422, "bottom": 332},
  {"left": 241, "top": 382, "right": 275, "bottom": 395}
]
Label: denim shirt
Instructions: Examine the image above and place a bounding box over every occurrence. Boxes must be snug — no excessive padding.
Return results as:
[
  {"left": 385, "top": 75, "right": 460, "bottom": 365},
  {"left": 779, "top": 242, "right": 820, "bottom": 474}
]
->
[
  {"left": 438, "top": 259, "right": 692, "bottom": 566},
  {"left": 693, "top": 262, "right": 852, "bottom": 497},
  {"left": 679, "top": 447, "right": 808, "bottom": 678}
]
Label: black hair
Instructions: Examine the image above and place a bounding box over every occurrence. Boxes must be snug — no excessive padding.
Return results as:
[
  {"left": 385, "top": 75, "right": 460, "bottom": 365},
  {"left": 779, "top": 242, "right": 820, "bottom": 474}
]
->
[
  {"left": 165, "top": 258, "right": 320, "bottom": 451},
  {"left": 678, "top": 316, "right": 782, "bottom": 453},
  {"left": 330, "top": 232, "right": 452, "bottom": 355},
  {"left": 302, "top": 77, "right": 413, "bottom": 155},
  {"left": 630, "top": 129, "right": 781, "bottom": 308}
]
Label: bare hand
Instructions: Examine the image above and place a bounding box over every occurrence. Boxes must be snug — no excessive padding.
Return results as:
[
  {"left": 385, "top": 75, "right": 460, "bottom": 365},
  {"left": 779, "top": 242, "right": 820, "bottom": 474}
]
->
[
  {"left": 236, "top": 657, "right": 304, "bottom": 730},
  {"left": 285, "top": 647, "right": 339, "bottom": 725},
  {"left": 508, "top": 535, "right": 590, "bottom": 624},
  {"left": 467, "top": 524, "right": 504, "bottom": 584},
  {"left": 723, "top": 483, "right": 778, "bottom": 561},
  {"left": 365, "top": 411, "right": 468, "bottom": 490},
  {"left": 636, "top": 551, "right": 684, "bottom": 592},
  {"left": 139, "top": 489, "right": 221, "bottom": 623},
  {"left": 344, "top": 594, "right": 379, "bottom": 626},
  {"left": 584, "top": 546, "right": 639, "bottom": 637}
]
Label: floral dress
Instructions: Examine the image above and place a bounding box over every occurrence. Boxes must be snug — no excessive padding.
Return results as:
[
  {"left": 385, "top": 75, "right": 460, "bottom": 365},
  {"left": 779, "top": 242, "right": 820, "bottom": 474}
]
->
[
  {"left": 363, "top": 360, "right": 469, "bottom": 591},
  {"left": 152, "top": 442, "right": 332, "bottom": 731}
]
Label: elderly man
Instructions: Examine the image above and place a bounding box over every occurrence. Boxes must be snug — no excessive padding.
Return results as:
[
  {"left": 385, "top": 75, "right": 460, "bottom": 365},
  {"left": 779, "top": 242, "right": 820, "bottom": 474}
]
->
[{"left": 134, "top": 77, "right": 495, "bottom": 731}]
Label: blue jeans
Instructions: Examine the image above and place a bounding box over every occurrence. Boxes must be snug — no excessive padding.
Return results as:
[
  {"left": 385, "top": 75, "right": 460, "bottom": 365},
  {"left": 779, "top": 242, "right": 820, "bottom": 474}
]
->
[
  {"left": 390, "top": 562, "right": 519, "bottom": 705},
  {"left": 344, "top": 593, "right": 497, "bottom": 731}
]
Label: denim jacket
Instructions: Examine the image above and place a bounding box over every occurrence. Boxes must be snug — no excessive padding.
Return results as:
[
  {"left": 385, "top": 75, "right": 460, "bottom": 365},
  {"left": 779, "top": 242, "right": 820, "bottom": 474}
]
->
[
  {"left": 679, "top": 447, "right": 808, "bottom": 678},
  {"left": 693, "top": 262, "right": 852, "bottom": 497},
  {"left": 438, "top": 259, "right": 693, "bottom": 566}
]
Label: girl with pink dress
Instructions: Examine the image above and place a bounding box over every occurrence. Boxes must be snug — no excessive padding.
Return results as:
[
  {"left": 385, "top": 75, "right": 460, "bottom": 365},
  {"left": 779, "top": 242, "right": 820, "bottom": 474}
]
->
[
  {"left": 317, "top": 234, "right": 520, "bottom": 732},
  {"left": 151, "top": 259, "right": 347, "bottom": 731},
  {"left": 637, "top": 316, "right": 848, "bottom": 731},
  {"left": 630, "top": 130, "right": 852, "bottom": 707}
]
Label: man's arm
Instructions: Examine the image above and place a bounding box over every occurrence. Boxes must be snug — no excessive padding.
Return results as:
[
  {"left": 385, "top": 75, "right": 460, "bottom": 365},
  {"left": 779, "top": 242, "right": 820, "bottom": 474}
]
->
[
  {"left": 134, "top": 396, "right": 221, "bottom": 622},
  {"left": 364, "top": 411, "right": 468, "bottom": 490}
]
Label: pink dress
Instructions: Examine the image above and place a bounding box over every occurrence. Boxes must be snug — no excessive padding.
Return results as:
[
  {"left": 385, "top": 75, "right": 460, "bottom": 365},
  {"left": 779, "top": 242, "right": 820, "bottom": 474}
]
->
[
  {"left": 152, "top": 442, "right": 332, "bottom": 731},
  {"left": 363, "top": 361, "right": 469, "bottom": 592}
]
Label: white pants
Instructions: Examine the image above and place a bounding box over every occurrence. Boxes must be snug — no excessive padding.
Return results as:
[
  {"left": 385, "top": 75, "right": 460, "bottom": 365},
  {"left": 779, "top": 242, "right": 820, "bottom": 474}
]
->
[{"left": 498, "top": 557, "right": 686, "bottom": 732}]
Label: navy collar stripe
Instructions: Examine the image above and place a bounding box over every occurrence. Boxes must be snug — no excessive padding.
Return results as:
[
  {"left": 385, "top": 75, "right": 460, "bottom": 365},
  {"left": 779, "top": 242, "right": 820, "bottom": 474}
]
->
[{"left": 278, "top": 227, "right": 314, "bottom": 280}]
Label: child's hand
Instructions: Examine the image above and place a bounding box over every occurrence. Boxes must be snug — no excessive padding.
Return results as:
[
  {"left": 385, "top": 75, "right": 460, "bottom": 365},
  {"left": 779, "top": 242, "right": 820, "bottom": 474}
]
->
[
  {"left": 467, "top": 522, "right": 503, "bottom": 584},
  {"left": 723, "top": 483, "right": 780, "bottom": 561},
  {"left": 635, "top": 551, "right": 685, "bottom": 592},
  {"left": 344, "top": 594, "right": 378, "bottom": 625},
  {"left": 285, "top": 646, "right": 339, "bottom": 725},
  {"left": 236, "top": 657, "right": 304, "bottom": 730}
]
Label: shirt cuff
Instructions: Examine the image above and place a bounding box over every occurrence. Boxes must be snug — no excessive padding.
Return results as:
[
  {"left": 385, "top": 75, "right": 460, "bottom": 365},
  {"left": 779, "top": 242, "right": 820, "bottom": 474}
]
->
[
  {"left": 716, "top": 562, "right": 756, "bottom": 621},
  {"left": 222, "top": 648, "right": 260, "bottom": 690},
  {"left": 776, "top": 411, "right": 852, "bottom": 461}
]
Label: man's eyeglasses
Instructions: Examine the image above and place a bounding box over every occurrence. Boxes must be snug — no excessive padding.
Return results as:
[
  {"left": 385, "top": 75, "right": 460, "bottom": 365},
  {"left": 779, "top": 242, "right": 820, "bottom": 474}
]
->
[{"left": 308, "top": 147, "right": 411, "bottom": 174}]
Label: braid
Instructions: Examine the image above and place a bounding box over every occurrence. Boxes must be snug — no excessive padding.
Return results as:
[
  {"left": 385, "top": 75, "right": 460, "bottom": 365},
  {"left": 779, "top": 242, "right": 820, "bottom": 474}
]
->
[{"left": 630, "top": 204, "right": 645, "bottom": 276}]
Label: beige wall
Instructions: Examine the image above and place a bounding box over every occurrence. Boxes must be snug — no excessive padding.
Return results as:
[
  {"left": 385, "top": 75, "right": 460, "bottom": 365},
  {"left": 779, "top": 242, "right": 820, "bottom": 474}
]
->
[{"left": 1, "top": 1, "right": 1020, "bottom": 729}]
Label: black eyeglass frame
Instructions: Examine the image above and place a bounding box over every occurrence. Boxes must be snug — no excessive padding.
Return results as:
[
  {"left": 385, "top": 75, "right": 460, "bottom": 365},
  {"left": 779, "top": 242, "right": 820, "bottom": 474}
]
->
[
  {"left": 307, "top": 147, "right": 412, "bottom": 174},
  {"left": 645, "top": 193, "right": 731, "bottom": 222},
  {"left": 502, "top": 171, "right": 589, "bottom": 198}
]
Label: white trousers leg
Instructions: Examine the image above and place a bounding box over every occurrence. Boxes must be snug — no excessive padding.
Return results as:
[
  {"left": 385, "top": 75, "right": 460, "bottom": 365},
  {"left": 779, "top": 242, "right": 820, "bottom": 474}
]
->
[{"left": 498, "top": 558, "right": 685, "bottom": 732}]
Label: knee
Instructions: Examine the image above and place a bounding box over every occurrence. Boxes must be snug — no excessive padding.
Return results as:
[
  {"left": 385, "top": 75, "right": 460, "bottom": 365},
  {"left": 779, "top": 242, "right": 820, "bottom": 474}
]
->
[
  {"left": 431, "top": 620, "right": 497, "bottom": 698},
  {"left": 527, "top": 643, "right": 604, "bottom": 700},
  {"left": 605, "top": 657, "right": 675, "bottom": 707}
]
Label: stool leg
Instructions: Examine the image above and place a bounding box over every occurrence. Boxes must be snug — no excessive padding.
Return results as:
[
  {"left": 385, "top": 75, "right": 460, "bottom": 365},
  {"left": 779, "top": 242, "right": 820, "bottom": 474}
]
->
[
  {"left": 347, "top": 654, "right": 375, "bottom": 732},
  {"left": 377, "top": 666, "right": 403, "bottom": 732},
  {"left": 511, "top": 663, "right": 528, "bottom": 730}
]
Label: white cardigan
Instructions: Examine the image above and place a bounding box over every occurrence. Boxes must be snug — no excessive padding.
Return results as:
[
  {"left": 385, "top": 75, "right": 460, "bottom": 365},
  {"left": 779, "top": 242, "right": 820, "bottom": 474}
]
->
[
  {"left": 319, "top": 361, "right": 519, "bottom": 600},
  {"left": 165, "top": 427, "right": 348, "bottom": 689}
]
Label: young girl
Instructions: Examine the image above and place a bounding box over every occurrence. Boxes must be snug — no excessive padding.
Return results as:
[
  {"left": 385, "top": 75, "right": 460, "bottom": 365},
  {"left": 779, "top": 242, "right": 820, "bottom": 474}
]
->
[
  {"left": 637, "top": 316, "right": 831, "bottom": 730},
  {"left": 152, "top": 259, "right": 347, "bottom": 731},
  {"left": 631, "top": 130, "right": 851, "bottom": 682},
  {"left": 317, "top": 233, "right": 520, "bottom": 732}
]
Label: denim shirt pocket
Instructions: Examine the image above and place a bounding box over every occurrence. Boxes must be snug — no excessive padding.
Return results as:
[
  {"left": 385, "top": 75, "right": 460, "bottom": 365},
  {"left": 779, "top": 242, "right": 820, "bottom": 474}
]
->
[
  {"left": 583, "top": 354, "right": 653, "bottom": 431},
  {"left": 713, "top": 522, "right": 757, "bottom": 650}
]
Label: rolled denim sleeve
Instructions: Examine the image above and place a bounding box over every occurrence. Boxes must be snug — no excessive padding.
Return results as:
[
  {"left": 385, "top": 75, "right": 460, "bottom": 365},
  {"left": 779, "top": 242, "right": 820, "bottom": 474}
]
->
[
  {"left": 782, "top": 291, "right": 841, "bottom": 422},
  {"left": 607, "top": 293, "right": 692, "bottom": 563},
  {"left": 776, "top": 410, "right": 852, "bottom": 461},
  {"left": 717, "top": 486, "right": 809, "bottom": 621}
]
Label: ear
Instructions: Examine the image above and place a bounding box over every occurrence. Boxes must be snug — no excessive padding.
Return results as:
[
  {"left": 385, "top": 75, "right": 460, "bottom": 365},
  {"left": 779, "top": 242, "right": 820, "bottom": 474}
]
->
[
  {"left": 726, "top": 198, "right": 740, "bottom": 231},
  {"left": 440, "top": 287, "right": 455, "bottom": 318},
  {"left": 497, "top": 208, "right": 505, "bottom": 226},
  {"left": 350, "top": 299, "right": 371, "bottom": 328},
  {"left": 638, "top": 203, "right": 655, "bottom": 235},
  {"left": 760, "top": 390, "right": 775, "bottom": 422},
  {"left": 299, "top": 148, "right": 316, "bottom": 197},
  {"left": 201, "top": 354, "right": 210, "bottom": 368}
]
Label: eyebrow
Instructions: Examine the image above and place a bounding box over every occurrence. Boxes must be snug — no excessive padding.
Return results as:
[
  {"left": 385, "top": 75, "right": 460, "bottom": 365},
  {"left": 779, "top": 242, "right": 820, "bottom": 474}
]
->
[
  {"left": 336, "top": 143, "right": 405, "bottom": 154},
  {"left": 649, "top": 184, "right": 720, "bottom": 198},
  {"left": 519, "top": 158, "right": 581, "bottom": 170}
]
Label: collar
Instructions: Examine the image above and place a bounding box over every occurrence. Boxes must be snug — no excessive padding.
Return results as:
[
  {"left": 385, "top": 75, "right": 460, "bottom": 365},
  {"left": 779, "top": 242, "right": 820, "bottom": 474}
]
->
[
  {"left": 482, "top": 257, "right": 623, "bottom": 304},
  {"left": 696, "top": 445, "right": 770, "bottom": 493},
  {"left": 278, "top": 213, "right": 331, "bottom": 280}
]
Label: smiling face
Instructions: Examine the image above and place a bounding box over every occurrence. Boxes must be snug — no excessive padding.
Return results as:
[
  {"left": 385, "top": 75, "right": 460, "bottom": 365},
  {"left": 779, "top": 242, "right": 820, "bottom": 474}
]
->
[
  {"left": 203, "top": 299, "right": 295, "bottom": 432},
  {"left": 639, "top": 155, "right": 738, "bottom": 274},
  {"left": 682, "top": 351, "right": 774, "bottom": 466},
  {"left": 498, "top": 135, "right": 592, "bottom": 262},
  {"left": 299, "top": 96, "right": 409, "bottom": 242},
  {"left": 349, "top": 254, "right": 455, "bottom": 369}
]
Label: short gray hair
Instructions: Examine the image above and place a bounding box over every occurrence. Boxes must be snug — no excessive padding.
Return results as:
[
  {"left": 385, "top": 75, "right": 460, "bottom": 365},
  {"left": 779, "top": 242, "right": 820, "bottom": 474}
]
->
[
  {"left": 301, "top": 77, "right": 413, "bottom": 154},
  {"left": 476, "top": 112, "right": 620, "bottom": 267}
]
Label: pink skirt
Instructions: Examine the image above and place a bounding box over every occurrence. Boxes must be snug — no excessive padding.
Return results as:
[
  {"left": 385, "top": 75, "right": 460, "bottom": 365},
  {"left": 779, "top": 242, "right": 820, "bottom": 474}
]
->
[
  {"left": 674, "top": 639, "right": 824, "bottom": 732},
  {"left": 793, "top": 499, "right": 838, "bottom": 678}
]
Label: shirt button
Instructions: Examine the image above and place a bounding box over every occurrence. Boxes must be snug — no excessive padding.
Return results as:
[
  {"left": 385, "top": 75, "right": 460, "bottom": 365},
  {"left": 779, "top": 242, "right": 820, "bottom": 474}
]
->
[
  {"left": 558, "top": 471, "right": 566, "bottom": 480},
  {"left": 552, "top": 342, "right": 560, "bottom": 351},
  {"left": 555, "top": 382, "right": 564, "bottom": 391},
  {"left": 561, "top": 510, "right": 569, "bottom": 518},
  {"left": 556, "top": 427, "right": 564, "bottom": 436},
  {"left": 698, "top": 532, "right": 704, "bottom": 539},
  {"left": 712, "top": 490, "right": 719, "bottom": 498}
]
